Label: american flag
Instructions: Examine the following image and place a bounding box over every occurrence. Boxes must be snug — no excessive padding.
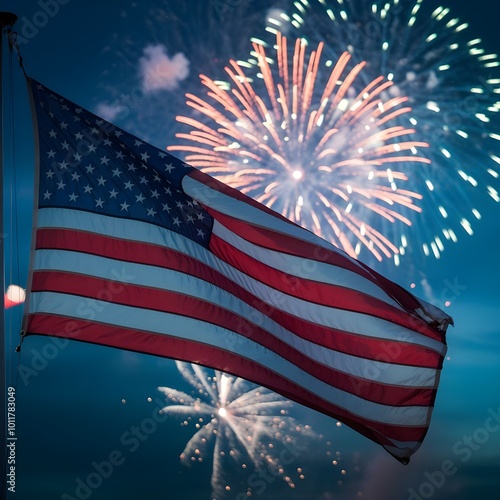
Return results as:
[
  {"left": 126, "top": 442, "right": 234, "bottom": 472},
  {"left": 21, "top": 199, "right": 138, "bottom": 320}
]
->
[{"left": 24, "top": 79, "right": 452, "bottom": 463}]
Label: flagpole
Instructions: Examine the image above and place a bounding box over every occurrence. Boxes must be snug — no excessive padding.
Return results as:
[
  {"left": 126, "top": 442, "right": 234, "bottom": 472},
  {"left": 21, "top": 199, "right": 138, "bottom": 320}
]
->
[{"left": 0, "top": 12, "right": 18, "bottom": 500}]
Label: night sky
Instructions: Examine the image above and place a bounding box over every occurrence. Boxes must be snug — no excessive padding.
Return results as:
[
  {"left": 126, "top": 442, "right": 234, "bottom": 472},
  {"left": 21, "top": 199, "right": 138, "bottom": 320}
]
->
[{"left": 2, "top": 1, "right": 500, "bottom": 499}]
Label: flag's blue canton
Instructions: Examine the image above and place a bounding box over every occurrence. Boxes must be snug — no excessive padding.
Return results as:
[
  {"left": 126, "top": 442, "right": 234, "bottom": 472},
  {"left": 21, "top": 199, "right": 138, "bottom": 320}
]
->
[{"left": 31, "top": 80, "right": 213, "bottom": 248}]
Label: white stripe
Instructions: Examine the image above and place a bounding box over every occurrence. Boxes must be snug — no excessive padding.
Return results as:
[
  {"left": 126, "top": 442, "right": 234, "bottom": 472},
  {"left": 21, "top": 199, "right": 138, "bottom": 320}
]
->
[
  {"left": 212, "top": 220, "right": 404, "bottom": 309},
  {"left": 36, "top": 208, "right": 446, "bottom": 354},
  {"left": 33, "top": 249, "right": 439, "bottom": 388},
  {"left": 29, "top": 291, "right": 431, "bottom": 427}
]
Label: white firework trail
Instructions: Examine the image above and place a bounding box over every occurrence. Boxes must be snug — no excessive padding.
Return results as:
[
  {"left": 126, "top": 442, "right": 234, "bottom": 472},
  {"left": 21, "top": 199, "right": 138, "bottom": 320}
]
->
[{"left": 158, "top": 361, "right": 316, "bottom": 498}]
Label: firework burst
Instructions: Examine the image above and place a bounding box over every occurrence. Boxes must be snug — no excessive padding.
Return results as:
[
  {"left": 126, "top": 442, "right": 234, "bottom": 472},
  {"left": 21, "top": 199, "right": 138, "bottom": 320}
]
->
[
  {"left": 158, "top": 362, "right": 315, "bottom": 498},
  {"left": 169, "top": 32, "right": 432, "bottom": 262},
  {"left": 265, "top": 0, "right": 500, "bottom": 261}
]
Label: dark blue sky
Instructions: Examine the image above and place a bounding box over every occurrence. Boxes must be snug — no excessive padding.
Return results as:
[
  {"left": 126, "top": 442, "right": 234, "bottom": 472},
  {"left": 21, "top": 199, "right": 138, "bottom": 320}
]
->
[{"left": 2, "top": 1, "right": 500, "bottom": 499}]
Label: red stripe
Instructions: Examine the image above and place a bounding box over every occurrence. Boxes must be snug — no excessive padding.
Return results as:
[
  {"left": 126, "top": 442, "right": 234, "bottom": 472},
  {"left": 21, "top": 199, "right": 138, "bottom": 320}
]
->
[
  {"left": 203, "top": 204, "right": 445, "bottom": 343},
  {"left": 31, "top": 271, "right": 437, "bottom": 407},
  {"left": 209, "top": 231, "right": 440, "bottom": 340},
  {"left": 26, "top": 312, "right": 429, "bottom": 449},
  {"left": 35, "top": 228, "right": 443, "bottom": 368}
]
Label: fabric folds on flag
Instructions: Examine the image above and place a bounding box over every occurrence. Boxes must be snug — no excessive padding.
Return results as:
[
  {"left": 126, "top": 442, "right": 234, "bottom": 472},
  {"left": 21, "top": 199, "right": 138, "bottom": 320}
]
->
[{"left": 23, "top": 78, "right": 453, "bottom": 463}]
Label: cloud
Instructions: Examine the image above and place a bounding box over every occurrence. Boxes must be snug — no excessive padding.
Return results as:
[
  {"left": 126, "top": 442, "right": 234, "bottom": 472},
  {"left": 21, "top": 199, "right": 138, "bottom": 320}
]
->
[
  {"left": 95, "top": 102, "right": 126, "bottom": 122},
  {"left": 139, "top": 44, "right": 189, "bottom": 92}
]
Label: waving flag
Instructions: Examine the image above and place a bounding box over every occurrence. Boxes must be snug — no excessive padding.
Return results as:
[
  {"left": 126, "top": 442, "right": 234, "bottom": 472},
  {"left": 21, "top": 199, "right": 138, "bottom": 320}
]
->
[{"left": 24, "top": 79, "right": 452, "bottom": 463}]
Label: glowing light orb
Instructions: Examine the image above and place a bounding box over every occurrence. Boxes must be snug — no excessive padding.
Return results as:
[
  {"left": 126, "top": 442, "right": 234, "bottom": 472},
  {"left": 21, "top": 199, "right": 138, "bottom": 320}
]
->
[{"left": 4, "top": 284, "right": 26, "bottom": 309}]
